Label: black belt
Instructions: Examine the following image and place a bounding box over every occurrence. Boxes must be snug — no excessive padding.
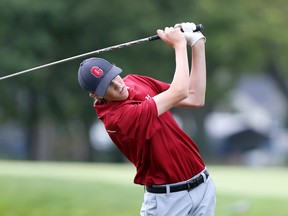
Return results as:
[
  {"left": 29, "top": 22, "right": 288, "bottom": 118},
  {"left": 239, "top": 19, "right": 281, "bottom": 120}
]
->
[{"left": 146, "top": 170, "right": 209, "bottom": 194}]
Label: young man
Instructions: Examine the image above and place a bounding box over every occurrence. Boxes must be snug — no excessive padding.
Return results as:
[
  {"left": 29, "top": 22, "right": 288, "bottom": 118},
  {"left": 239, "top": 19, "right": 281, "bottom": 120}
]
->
[{"left": 78, "top": 22, "right": 216, "bottom": 216}]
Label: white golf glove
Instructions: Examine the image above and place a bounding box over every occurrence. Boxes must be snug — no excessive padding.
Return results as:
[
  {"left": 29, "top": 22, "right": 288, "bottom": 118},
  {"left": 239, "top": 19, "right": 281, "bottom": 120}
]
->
[{"left": 174, "top": 22, "right": 206, "bottom": 46}]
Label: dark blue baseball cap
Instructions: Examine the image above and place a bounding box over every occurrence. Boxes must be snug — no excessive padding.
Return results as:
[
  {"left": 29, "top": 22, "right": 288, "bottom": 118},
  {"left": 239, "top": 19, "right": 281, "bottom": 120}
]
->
[{"left": 78, "top": 57, "right": 122, "bottom": 97}]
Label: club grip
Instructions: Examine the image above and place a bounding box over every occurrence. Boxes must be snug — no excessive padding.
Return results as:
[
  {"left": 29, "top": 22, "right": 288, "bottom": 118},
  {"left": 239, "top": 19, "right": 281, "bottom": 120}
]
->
[
  {"left": 149, "top": 24, "right": 203, "bottom": 41},
  {"left": 195, "top": 24, "right": 203, "bottom": 32}
]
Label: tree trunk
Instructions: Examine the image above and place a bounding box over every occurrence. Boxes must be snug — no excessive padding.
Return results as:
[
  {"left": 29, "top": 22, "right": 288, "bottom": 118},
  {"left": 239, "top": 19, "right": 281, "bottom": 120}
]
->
[
  {"left": 267, "top": 61, "right": 288, "bottom": 104},
  {"left": 26, "top": 88, "right": 39, "bottom": 160}
]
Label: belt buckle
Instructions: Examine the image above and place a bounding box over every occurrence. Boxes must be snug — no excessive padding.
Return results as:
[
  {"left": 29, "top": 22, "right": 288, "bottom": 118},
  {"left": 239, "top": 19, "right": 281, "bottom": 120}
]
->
[
  {"left": 187, "top": 181, "right": 194, "bottom": 191},
  {"left": 187, "top": 176, "right": 202, "bottom": 191},
  {"left": 195, "top": 177, "right": 202, "bottom": 186}
]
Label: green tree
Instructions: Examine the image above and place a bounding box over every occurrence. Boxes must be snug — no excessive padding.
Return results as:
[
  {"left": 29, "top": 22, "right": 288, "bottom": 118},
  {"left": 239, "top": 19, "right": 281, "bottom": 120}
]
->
[{"left": 0, "top": 0, "right": 287, "bottom": 161}]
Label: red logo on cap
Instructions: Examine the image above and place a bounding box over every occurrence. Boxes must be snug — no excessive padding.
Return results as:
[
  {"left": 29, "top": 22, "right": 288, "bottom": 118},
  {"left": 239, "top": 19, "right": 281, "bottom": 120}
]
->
[{"left": 90, "top": 66, "right": 103, "bottom": 77}]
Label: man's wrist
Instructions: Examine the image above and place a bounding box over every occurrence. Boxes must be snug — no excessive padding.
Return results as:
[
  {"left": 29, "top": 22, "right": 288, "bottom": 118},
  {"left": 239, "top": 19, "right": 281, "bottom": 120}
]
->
[{"left": 191, "top": 39, "right": 205, "bottom": 48}]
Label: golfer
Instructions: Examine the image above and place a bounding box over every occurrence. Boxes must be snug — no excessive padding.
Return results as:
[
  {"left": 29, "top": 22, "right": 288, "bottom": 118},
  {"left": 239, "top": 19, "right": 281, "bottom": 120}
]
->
[{"left": 78, "top": 22, "right": 216, "bottom": 216}]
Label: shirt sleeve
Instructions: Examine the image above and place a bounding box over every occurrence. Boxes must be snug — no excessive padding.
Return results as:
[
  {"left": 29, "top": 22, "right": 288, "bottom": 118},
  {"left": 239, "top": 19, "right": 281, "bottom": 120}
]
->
[
  {"left": 142, "top": 76, "right": 170, "bottom": 93},
  {"left": 115, "top": 98, "right": 161, "bottom": 140},
  {"left": 125, "top": 74, "right": 170, "bottom": 94}
]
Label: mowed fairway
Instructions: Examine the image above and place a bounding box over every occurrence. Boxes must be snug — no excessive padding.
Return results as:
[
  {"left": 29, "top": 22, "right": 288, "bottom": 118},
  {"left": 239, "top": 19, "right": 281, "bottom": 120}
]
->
[{"left": 0, "top": 161, "right": 287, "bottom": 216}]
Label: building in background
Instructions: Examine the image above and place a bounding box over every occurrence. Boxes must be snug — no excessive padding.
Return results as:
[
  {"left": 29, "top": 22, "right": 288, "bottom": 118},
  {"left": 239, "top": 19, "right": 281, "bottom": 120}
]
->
[{"left": 205, "top": 74, "right": 288, "bottom": 166}]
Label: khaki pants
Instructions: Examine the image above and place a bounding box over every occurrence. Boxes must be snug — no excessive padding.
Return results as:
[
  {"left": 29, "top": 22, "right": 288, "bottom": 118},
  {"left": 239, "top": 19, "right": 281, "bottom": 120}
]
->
[{"left": 140, "top": 173, "right": 216, "bottom": 216}]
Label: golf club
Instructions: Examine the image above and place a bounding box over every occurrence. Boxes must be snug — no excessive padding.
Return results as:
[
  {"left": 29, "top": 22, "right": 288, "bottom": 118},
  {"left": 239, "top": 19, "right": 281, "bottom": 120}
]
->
[{"left": 0, "top": 24, "right": 203, "bottom": 81}]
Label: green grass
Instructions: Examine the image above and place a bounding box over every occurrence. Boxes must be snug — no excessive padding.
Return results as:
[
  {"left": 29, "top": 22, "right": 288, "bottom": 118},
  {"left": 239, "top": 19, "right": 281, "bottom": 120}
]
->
[{"left": 0, "top": 161, "right": 287, "bottom": 216}]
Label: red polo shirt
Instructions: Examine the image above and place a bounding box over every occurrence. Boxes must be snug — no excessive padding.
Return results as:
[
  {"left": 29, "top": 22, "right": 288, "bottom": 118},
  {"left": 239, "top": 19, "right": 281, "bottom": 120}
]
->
[{"left": 94, "top": 74, "right": 205, "bottom": 186}]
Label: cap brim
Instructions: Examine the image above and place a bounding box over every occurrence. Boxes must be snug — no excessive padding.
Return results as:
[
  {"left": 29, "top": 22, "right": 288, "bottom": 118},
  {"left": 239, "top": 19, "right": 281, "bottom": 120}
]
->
[{"left": 95, "top": 65, "right": 122, "bottom": 97}]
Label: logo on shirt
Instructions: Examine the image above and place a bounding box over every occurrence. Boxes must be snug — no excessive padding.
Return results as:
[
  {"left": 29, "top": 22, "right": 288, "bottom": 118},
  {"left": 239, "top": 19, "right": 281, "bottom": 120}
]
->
[
  {"left": 90, "top": 66, "right": 103, "bottom": 78},
  {"left": 145, "top": 94, "right": 151, "bottom": 100}
]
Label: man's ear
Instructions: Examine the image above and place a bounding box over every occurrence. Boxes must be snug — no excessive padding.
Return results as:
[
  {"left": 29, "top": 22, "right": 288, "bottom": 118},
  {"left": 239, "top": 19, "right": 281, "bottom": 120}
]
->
[
  {"left": 89, "top": 93, "right": 97, "bottom": 99},
  {"left": 89, "top": 93, "right": 102, "bottom": 100}
]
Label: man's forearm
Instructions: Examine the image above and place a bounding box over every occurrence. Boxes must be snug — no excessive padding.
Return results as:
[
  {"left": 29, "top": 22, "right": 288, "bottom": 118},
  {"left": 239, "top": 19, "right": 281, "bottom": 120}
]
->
[{"left": 188, "top": 40, "right": 207, "bottom": 106}]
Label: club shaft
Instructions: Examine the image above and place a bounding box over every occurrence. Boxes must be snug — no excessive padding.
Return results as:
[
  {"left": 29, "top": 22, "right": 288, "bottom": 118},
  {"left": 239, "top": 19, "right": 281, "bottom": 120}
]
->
[
  {"left": 0, "top": 37, "right": 153, "bottom": 80},
  {"left": 0, "top": 24, "right": 203, "bottom": 81}
]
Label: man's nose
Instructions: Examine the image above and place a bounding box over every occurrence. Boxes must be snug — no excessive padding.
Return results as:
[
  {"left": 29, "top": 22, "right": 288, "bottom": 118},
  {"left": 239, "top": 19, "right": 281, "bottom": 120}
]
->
[{"left": 112, "top": 81, "right": 121, "bottom": 89}]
